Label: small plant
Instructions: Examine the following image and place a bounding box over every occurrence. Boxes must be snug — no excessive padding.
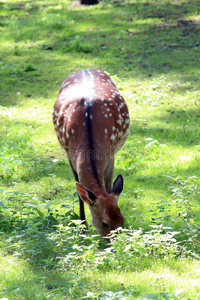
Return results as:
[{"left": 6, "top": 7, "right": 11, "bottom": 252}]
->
[
  {"left": 0, "top": 190, "right": 79, "bottom": 233},
  {"left": 150, "top": 176, "right": 200, "bottom": 255},
  {"left": 55, "top": 225, "right": 182, "bottom": 274},
  {"left": 23, "top": 64, "right": 37, "bottom": 72},
  {"left": 70, "top": 36, "right": 92, "bottom": 53}
]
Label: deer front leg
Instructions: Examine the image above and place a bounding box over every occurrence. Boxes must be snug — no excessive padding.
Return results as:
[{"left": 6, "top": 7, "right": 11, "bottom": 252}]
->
[
  {"left": 79, "top": 197, "right": 88, "bottom": 228},
  {"left": 104, "top": 157, "right": 114, "bottom": 194},
  {"left": 69, "top": 160, "right": 88, "bottom": 229}
]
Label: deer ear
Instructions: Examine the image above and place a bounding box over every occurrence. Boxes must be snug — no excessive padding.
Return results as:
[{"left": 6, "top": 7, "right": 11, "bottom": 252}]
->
[
  {"left": 112, "top": 174, "right": 123, "bottom": 195},
  {"left": 76, "top": 182, "right": 97, "bottom": 206}
]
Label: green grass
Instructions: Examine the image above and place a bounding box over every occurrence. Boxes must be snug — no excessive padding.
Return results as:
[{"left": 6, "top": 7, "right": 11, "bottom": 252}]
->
[{"left": 0, "top": 0, "right": 200, "bottom": 299}]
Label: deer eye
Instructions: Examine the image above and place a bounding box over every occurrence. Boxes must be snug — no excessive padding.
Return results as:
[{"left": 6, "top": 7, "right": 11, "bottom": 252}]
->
[{"left": 102, "top": 221, "right": 109, "bottom": 229}]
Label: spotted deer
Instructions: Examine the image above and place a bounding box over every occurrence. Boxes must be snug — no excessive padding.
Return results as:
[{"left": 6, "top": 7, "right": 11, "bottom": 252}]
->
[{"left": 53, "top": 69, "right": 130, "bottom": 240}]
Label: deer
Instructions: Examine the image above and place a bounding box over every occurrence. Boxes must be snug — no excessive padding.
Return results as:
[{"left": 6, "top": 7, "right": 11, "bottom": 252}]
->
[{"left": 53, "top": 69, "right": 130, "bottom": 240}]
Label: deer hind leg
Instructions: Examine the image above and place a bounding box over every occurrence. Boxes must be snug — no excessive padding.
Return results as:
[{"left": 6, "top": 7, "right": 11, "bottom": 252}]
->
[
  {"left": 69, "top": 160, "right": 88, "bottom": 229},
  {"left": 104, "top": 157, "right": 114, "bottom": 194}
]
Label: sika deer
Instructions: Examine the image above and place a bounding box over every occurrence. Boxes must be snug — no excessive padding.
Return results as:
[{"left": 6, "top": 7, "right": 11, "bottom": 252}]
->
[{"left": 53, "top": 69, "right": 129, "bottom": 240}]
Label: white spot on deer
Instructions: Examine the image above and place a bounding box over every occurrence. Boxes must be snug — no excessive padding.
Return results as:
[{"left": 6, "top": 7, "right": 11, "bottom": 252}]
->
[
  {"left": 66, "top": 133, "right": 69, "bottom": 138},
  {"left": 122, "top": 128, "right": 130, "bottom": 138},
  {"left": 117, "top": 119, "right": 122, "bottom": 125},
  {"left": 110, "top": 134, "right": 116, "bottom": 141},
  {"left": 63, "top": 81, "right": 70, "bottom": 88},
  {"left": 113, "top": 126, "right": 116, "bottom": 131},
  {"left": 125, "top": 119, "right": 130, "bottom": 124},
  {"left": 104, "top": 114, "right": 108, "bottom": 118},
  {"left": 104, "top": 103, "right": 108, "bottom": 106},
  {"left": 71, "top": 129, "right": 75, "bottom": 134},
  {"left": 107, "top": 108, "right": 110, "bottom": 112}
]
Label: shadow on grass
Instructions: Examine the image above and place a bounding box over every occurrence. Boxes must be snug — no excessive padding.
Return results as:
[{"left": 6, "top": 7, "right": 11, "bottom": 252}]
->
[
  {"left": 0, "top": 251, "right": 154, "bottom": 299},
  {"left": 0, "top": 251, "right": 99, "bottom": 299},
  {"left": 0, "top": 0, "right": 199, "bottom": 106},
  {"left": 130, "top": 106, "right": 200, "bottom": 146},
  {"left": 1, "top": 101, "right": 199, "bottom": 188}
]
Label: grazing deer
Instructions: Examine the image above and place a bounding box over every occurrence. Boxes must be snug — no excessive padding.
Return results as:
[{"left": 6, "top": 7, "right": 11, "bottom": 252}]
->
[{"left": 53, "top": 69, "right": 129, "bottom": 240}]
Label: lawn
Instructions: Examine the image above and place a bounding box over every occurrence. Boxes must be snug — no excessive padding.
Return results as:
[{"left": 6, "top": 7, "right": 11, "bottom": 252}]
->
[{"left": 0, "top": 0, "right": 200, "bottom": 299}]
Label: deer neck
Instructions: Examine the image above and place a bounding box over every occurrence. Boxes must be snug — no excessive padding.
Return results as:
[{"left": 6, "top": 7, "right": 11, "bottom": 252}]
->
[{"left": 76, "top": 155, "right": 107, "bottom": 195}]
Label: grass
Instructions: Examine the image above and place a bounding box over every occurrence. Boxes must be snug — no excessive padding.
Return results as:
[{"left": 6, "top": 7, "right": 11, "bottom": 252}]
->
[{"left": 0, "top": 0, "right": 200, "bottom": 299}]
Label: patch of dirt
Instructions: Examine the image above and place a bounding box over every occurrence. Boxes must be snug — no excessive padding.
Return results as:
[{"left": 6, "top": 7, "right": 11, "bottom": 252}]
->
[
  {"left": 69, "top": 1, "right": 85, "bottom": 8},
  {"left": 69, "top": 0, "right": 99, "bottom": 8}
]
